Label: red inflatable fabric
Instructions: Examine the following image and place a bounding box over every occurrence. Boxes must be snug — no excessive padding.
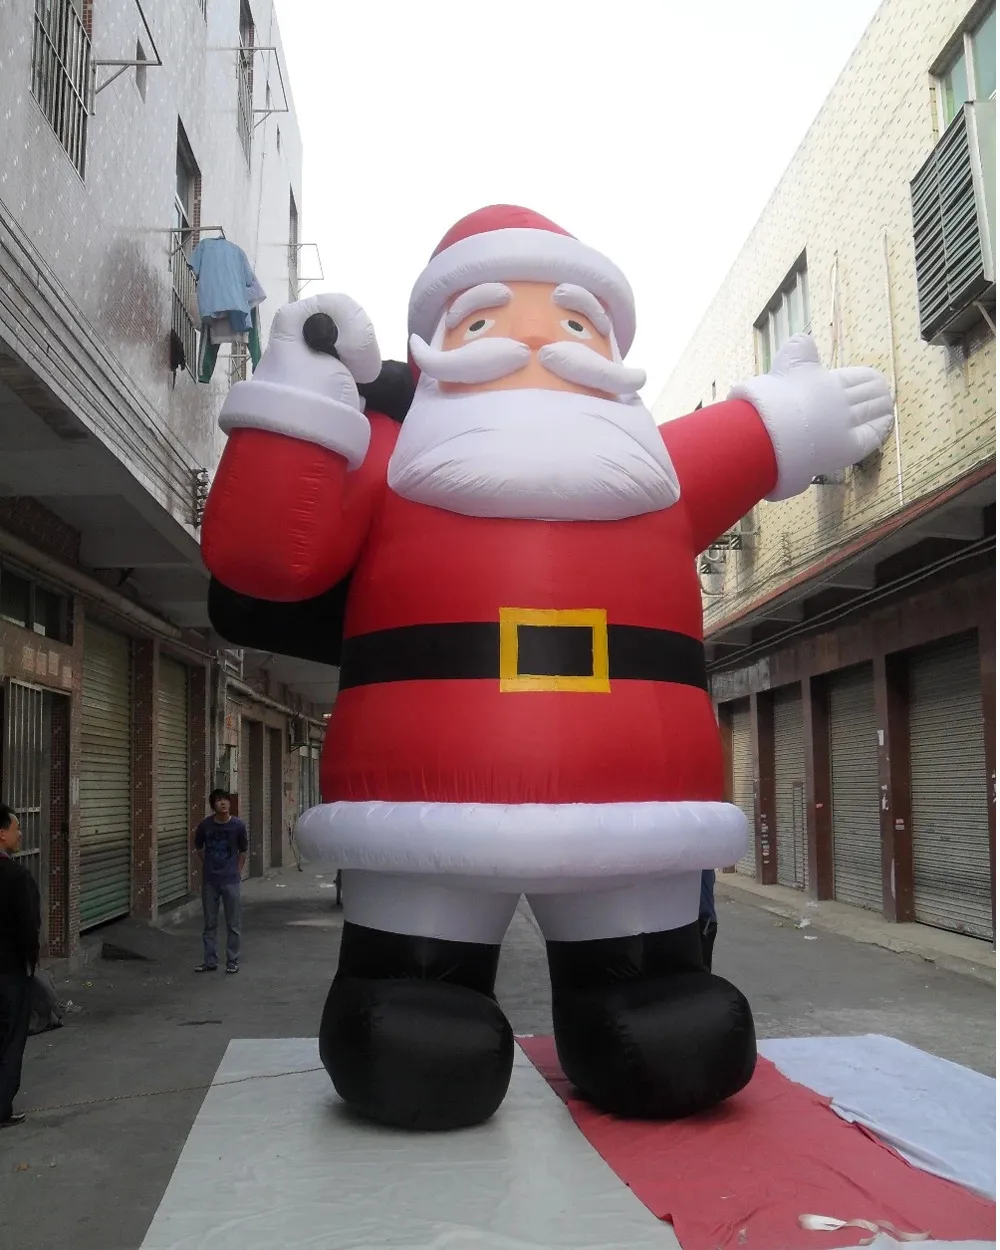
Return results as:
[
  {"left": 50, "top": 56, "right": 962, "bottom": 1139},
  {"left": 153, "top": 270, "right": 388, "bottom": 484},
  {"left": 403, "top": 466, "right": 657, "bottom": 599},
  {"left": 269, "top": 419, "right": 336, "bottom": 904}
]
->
[{"left": 519, "top": 1035, "right": 996, "bottom": 1250}]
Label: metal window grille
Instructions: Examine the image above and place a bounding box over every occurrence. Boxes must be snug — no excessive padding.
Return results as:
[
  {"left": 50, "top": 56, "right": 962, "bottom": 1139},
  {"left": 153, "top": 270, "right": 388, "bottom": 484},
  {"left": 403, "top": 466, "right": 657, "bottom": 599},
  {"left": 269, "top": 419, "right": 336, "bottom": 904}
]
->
[
  {"left": 2, "top": 681, "right": 45, "bottom": 890},
  {"left": 30, "top": 0, "right": 92, "bottom": 177},
  {"left": 171, "top": 246, "right": 199, "bottom": 379},
  {"left": 237, "top": 4, "right": 254, "bottom": 165},
  {"left": 229, "top": 342, "right": 249, "bottom": 385},
  {"left": 237, "top": 49, "right": 253, "bottom": 161}
]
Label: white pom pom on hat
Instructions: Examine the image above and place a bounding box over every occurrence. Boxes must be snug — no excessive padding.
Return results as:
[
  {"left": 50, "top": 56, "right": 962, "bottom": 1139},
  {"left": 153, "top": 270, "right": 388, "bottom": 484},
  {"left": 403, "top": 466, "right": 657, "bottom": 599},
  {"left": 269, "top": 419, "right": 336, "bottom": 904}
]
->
[{"left": 407, "top": 205, "right": 637, "bottom": 355}]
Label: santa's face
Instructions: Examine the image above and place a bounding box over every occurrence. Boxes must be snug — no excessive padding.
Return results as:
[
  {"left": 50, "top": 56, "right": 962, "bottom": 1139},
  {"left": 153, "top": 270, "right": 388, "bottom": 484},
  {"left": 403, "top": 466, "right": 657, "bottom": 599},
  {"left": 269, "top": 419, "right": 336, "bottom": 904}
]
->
[
  {"left": 387, "top": 280, "right": 681, "bottom": 522},
  {"left": 439, "top": 280, "right": 615, "bottom": 397}
]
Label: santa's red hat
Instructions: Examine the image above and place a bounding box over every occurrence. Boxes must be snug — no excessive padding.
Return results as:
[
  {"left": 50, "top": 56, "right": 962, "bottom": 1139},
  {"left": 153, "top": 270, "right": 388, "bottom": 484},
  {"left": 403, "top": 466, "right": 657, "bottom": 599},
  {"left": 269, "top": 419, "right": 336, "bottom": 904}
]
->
[{"left": 407, "top": 205, "right": 636, "bottom": 354}]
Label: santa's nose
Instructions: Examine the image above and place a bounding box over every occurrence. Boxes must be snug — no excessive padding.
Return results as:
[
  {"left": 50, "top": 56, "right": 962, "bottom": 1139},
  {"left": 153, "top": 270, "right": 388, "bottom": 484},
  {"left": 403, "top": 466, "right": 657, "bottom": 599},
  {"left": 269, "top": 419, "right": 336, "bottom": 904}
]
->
[{"left": 511, "top": 316, "right": 549, "bottom": 352}]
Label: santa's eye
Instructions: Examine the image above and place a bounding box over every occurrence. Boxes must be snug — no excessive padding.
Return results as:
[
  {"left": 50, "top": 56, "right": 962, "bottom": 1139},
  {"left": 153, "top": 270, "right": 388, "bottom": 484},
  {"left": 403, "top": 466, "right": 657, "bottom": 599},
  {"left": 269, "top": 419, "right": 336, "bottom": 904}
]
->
[
  {"left": 561, "top": 318, "right": 591, "bottom": 339},
  {"left": 463, "top": 317, "right": 495, "bottom": 339}
]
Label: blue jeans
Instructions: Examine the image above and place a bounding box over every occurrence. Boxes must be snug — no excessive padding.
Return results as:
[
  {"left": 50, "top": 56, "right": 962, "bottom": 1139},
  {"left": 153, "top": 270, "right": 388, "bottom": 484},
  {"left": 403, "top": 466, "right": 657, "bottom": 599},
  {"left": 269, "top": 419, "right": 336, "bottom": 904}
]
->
[{"left": 202, "top": 880, "right": 241, "bottom": 967}]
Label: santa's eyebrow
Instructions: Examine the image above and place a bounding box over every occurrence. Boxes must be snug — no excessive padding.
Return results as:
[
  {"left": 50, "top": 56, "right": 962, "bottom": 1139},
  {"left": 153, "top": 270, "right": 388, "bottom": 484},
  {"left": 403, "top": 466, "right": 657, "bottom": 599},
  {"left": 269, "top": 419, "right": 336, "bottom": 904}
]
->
[
  {"left": 445, "top": 283, "right": 512, "bottom": 329},
  {"left": 552, "top": 284, "right": 611, "bottom": 336}
]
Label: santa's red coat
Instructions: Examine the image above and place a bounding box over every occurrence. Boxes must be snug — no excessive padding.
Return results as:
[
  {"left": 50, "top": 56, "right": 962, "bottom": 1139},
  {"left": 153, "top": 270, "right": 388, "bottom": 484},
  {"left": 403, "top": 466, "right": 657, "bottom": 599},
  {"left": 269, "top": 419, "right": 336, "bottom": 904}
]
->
[{"left": 202, "top": 398, "right": 778, "bottom": 876}]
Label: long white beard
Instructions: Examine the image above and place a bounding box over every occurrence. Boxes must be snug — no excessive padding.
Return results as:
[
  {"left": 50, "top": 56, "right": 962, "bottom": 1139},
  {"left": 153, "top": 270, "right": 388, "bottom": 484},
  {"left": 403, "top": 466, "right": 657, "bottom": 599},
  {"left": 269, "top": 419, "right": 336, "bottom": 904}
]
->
[{"left": 386, "top": 381, "right": 682, "bottom": 521}]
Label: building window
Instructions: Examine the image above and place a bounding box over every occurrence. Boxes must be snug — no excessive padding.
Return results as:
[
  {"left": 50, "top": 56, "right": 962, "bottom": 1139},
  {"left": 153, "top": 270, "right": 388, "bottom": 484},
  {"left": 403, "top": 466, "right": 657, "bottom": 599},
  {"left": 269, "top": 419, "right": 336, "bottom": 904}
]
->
[
  {"left": 175, "top": 126, "right": 200, "bottom": 253},
  {"left": 172, "top": 125, "right": 201, "bottom": 378},
  {"left": 237, "top": 1, "right": 255, "bottom": 165},
  {"left": 938, "top": 3, "right": 996, "bottom": 127},
  {"left": 755, "top": 257, "right": 809, "bottom": 373},
  {"left": 30, "top": 0, "right": 92, "bottom": 177},
  {"left": 288, "top": 190, "right": 300, "bottom": 302},
  {"left": 0, "top": 564, "right": 71, "bottom": 642}
]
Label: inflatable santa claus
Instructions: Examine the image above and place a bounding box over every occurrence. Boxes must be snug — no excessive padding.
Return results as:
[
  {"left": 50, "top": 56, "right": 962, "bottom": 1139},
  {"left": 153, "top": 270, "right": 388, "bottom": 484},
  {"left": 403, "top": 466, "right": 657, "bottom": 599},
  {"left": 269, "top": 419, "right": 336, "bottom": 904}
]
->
[{"left": 202, "top": 205, "right": 893, "bottom": 1131}]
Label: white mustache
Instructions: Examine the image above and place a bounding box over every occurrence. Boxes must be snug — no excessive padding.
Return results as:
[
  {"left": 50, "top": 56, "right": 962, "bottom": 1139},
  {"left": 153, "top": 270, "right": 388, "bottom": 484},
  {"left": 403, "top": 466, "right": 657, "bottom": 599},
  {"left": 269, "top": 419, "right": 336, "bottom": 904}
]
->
[
  {"left": 409, "top": 334, "right": 646, "bottom": 395},
  {"left": 538, "top": 341, "right": 646, "bottom": 395},
  {"left": 409, "top": 333, "right": 529, "bottom": 383}
]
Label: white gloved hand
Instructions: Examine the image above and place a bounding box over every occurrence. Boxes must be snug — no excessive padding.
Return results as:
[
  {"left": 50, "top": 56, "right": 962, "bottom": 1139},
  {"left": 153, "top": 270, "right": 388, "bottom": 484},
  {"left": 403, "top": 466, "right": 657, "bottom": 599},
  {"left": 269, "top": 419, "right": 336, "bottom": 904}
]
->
[
  {"left": 219, "top": 293, "right": 382, "bottom": 469},
  {"left": 729, "top": 334, "right": 894, "bottom": 500}
]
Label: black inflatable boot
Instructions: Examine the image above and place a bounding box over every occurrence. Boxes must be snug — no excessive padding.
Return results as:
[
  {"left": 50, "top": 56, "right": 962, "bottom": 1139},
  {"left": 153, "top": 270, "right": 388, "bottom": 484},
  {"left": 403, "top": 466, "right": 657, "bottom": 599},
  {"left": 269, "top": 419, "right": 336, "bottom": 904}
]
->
[
  {"left": 319, "top": 921, "right": 514, "bottom": 1131},
  {"left": 547, "top": 920, "right": 756, "bottom": 1120}
]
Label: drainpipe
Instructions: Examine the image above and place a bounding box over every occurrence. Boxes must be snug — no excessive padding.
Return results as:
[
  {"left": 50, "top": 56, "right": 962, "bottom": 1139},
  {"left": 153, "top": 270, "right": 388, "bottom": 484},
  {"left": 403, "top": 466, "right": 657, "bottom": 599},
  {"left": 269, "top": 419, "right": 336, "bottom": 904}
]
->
[
  {"left": 882, "top": 230, "right": 905, "bottom": 507},
  {"left": 226, "top": 675, "right": 326, "bottom": 729}
]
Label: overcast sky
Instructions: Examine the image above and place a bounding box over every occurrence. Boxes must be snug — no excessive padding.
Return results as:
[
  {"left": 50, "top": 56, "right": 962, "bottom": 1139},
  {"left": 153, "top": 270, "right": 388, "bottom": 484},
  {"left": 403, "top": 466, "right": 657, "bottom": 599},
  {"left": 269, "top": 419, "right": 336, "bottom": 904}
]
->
[{"left": 274, "top": 0, "right": 883, "bottom": 405}]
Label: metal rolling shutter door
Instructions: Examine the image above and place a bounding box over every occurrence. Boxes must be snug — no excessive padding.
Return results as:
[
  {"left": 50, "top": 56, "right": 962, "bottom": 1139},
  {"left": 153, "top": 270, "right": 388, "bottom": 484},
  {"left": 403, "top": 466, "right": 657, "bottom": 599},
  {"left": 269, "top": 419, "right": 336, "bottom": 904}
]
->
[
  {"left": 730, "top": 701, "right": 756, "bottom": 876},
  {"left": 156, "top": 658, "right": 190, "bottom": 905},
  {"left": 910, "top": 634, "right": 992, "bottom": 940},
  {"left": 773, "top": 686, "right": 807, "bottom": 889},
  {"left": 80, "top": 623, "right": 132, "bottom": 929},
  {"left": 261, "top": 728, "right": 273, "bottom": 872},
  {"left": 238, "top": 717, "right": 252, "bottom": 880},
  {"left": 830, "top": 665, "right": 882, "bottom": 912}
]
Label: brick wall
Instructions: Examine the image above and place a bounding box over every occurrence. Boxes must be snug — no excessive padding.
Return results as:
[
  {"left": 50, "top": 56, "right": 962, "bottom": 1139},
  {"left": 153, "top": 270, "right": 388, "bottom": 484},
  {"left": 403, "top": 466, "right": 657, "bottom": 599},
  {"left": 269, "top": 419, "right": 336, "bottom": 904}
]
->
[
  {"left": 45, "top": 693, "right": 71, "bottom": 958},
  {"left": 0, "top": 498, "right": 81, "bottom": 566},
  {"left": 131, "top": 639, "right": 156, "bottom": 919}
]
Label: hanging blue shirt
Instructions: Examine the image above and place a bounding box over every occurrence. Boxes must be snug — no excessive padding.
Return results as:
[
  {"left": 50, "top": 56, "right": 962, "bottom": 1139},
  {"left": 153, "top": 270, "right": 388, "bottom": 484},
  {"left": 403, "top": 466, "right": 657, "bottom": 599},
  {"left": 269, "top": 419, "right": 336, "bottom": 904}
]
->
[{"left": 189, "top": 238, "right": 266, "bottom": 333}]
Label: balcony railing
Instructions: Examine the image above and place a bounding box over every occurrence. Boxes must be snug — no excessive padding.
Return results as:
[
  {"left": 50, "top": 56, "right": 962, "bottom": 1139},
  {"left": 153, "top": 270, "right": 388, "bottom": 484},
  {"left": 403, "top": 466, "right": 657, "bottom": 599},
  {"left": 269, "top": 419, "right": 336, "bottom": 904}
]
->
[{"left": 171, "top": 245, "right": 199, "bottom": 379}]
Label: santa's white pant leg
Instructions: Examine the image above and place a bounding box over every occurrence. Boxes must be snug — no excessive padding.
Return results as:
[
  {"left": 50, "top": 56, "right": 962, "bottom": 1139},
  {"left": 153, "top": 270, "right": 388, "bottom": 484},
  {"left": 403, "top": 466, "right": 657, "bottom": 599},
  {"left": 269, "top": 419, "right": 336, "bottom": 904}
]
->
[
  {"left": 527, "top": 871, "right": 702, "bottom": 941},
  {"left": 342, "top": 870, "right": 520, "bottom": 944}
]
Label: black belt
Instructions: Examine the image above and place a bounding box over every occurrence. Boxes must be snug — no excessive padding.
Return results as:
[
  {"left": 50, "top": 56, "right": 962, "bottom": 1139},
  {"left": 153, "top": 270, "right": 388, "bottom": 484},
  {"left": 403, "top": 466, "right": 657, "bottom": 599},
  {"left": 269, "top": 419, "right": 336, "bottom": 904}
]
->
[{"left": 338, "top": 617, "right": 707, "bottom": 692}]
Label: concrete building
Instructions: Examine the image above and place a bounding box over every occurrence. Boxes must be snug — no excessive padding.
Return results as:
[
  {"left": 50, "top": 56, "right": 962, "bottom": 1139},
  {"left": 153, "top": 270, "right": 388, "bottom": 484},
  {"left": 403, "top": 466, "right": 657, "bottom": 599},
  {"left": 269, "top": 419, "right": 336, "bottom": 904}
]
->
[
  {"left": 0, "top": 0, "right": 328, "bottom": 959},
  {"left": 654, "top": 0, "right": 995, "bottom": 942}
]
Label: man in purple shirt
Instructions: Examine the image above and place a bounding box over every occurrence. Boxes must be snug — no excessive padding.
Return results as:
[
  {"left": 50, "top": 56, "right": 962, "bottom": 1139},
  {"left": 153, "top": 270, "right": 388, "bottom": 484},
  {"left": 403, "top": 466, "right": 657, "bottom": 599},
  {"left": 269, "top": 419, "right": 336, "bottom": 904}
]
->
[{"left": 194, "top": 790, "right": 248, "bottom": 975}]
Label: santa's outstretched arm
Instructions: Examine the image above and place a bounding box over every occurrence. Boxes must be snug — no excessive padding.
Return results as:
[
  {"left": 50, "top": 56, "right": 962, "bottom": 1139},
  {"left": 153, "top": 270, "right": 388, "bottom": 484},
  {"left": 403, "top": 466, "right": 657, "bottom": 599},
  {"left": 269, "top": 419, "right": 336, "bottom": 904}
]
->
[
  {"left": 201, "top": 295, "right": 390, "bottom": 602},
  {"left": 662, "top": 334, "right": 894, "bottom": 554}
]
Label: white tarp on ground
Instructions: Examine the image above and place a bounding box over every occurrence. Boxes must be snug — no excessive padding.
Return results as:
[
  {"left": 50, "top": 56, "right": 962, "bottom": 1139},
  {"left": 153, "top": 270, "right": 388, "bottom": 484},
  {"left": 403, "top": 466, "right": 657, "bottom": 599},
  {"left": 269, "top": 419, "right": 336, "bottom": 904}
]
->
[
  {"left": 139, "top": 1038, "right": 682, "bottom": 1250},
  {"left": 760, "top": 1034, "right": 996, "bottom": 1202}
]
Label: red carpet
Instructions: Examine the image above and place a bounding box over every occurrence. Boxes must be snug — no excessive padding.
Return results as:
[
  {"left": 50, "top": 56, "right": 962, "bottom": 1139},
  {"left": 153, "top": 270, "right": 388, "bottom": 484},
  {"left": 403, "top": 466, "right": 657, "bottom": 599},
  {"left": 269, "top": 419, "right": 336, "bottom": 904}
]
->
[{"left": 519, "top": 1036, "right": 996, "bottom": 1250}]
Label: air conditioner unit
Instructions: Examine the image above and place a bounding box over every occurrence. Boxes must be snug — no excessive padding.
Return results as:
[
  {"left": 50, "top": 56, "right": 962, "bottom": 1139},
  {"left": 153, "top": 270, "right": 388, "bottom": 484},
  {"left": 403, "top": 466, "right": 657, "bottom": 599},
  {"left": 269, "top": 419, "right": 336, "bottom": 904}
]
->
[
  {"left": 911, "top": 99, "right": 996, "bottom": 342},
  {"left": 288, "top": 718, "right": 310, "bottom": 750}
]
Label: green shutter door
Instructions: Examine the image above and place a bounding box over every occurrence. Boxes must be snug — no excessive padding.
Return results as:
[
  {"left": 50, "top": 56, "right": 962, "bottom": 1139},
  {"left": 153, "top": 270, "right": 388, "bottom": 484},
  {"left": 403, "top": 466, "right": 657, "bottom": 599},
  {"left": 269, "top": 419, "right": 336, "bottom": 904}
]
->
[
  {"left": 156, "top": 657, "right": 190, "bottom": 906},
  {"left": 730, "top": 700, "right": 756, "bottom": 876},
  {"left": 773, "top": 686, "right": 807, "bottom": 890},
  {"left": 830, "top": 665, "right": 882, "bottom": 912},
  {"left": 80, "top": 622, "right": 132, "bottom": 929},
  {"left": 261, "top": 727, "right": 276, "bottom": 872}
]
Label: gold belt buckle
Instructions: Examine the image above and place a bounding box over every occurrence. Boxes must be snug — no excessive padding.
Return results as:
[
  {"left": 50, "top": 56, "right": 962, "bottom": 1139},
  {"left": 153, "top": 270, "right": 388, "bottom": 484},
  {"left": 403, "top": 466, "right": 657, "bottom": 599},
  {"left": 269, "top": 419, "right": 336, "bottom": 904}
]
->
[{"left": 498, "top": 608, "right": 610, "bottom": 693}]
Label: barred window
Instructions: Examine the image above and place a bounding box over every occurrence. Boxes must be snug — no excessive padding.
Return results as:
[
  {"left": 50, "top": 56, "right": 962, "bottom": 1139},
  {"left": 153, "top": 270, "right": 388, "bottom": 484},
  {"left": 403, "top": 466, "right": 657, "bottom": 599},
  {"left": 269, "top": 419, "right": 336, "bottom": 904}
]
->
[
  {"left": 172, "top": 125, "right": 201, "bottom": 378},
  {"left": 30, "top": 0, "right": 92, "bottom": 177},
  {"left": 237, "top": 0, "right": 254, "bottom": 165},
  {"left": 229, "top": 342, "right": 249, "bottom": 386},
  {"left": 288, "top": 190, "right": 300, "bottom": 302}
]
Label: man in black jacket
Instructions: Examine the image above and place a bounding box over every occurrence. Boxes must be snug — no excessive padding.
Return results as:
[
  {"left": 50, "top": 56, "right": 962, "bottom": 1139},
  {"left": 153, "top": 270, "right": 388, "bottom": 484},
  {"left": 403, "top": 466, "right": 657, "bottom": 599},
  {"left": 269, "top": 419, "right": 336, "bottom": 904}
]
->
[{"left": 0, "top": 803, "right": 41, "bottom": 1128}]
